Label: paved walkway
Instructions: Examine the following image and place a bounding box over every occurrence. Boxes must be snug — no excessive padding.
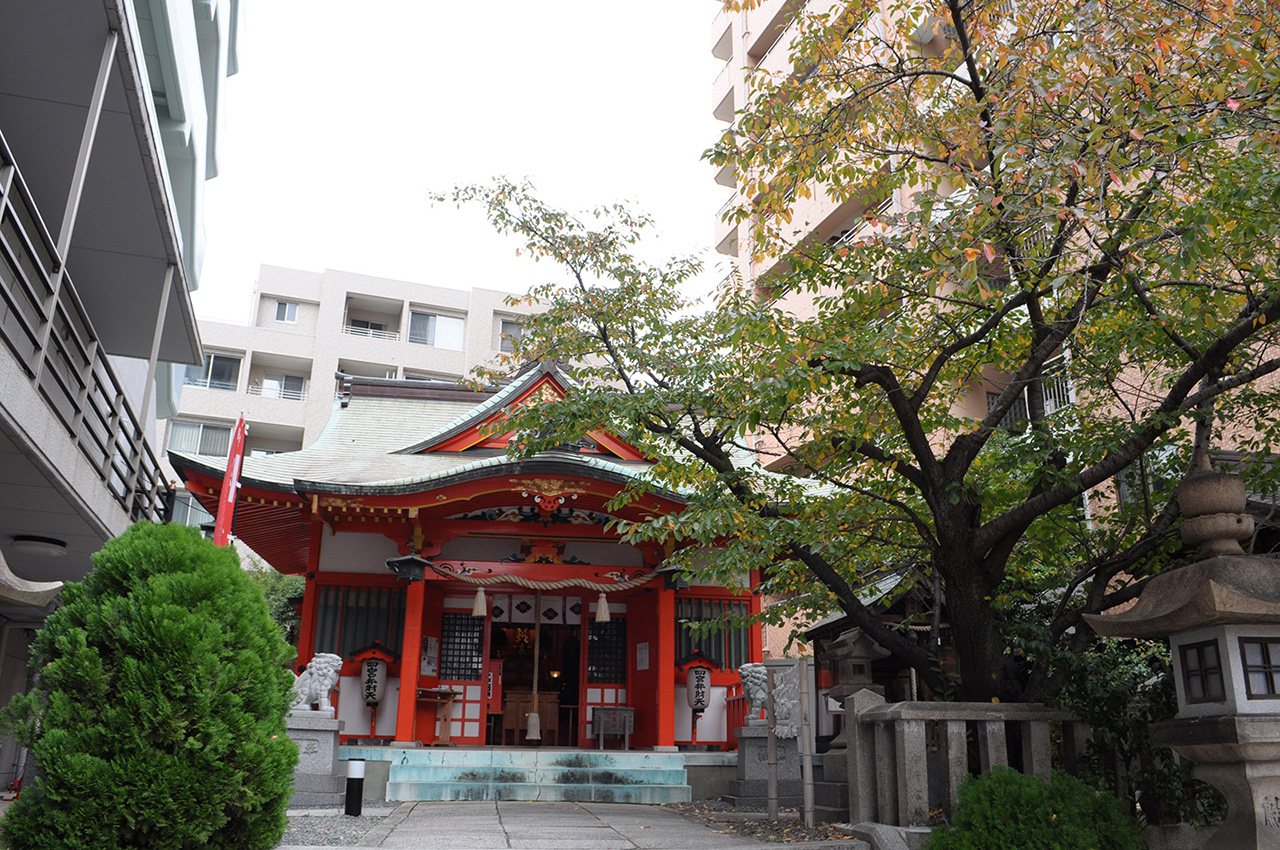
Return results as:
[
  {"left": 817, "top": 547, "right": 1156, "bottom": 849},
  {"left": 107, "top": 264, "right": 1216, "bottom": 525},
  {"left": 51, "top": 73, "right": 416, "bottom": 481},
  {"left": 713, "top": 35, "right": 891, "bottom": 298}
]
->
[{"left": 279, "top": 801, "right": 870, "bottom": 850}]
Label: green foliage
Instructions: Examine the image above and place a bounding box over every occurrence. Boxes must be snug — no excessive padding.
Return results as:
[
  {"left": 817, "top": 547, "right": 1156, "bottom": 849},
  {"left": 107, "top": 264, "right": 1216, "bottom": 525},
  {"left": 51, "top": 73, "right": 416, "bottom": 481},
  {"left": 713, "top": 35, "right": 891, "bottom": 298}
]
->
[
  {"left": 441, "top": 1, "right": 1280, "bottom": 703},
  {"left": 925, "top": 767, "right": 1145, "bottom": 850},
  {"left": 0, "top": 523, "right": 298, "bottom": 850},
  {"left": 244, "top": 560, "right": 305, "bottom": 652},
  {"left": 1056, "top": 640, "right": 1224, "bottom": 827}
]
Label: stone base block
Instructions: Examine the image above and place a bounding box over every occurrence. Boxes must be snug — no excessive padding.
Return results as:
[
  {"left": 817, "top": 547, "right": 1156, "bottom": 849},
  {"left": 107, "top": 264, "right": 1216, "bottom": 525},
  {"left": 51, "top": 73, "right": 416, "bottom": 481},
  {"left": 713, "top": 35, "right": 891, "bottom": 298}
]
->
[
  {"left": 287, "top": 712, "right": 343, "bottom": 808},
  {"left": 735, "top": 726, "right": 802, "bottom": 784},
  {"left": 725, "top": 778, "right": 806, "bottom": 809},
  {"left": 289, "top": 773, "right": 344, "bottom": 807},
  {"left": 286, "top": 712, "right": 342, "bottom": 775},
  {"left": 813, "top": 780, "right": 849, "bottom": 822}
]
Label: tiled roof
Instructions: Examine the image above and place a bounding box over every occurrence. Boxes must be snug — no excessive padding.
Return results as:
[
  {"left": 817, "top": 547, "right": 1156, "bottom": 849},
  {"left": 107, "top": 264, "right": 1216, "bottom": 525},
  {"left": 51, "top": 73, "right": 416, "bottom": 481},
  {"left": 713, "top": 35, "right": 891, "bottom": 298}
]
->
[
  {"left": 170, "top": 376, "right": 656, "bottom": 495},
  {"left": 394, "top": 360, "right": 572, "bottom": 455}
]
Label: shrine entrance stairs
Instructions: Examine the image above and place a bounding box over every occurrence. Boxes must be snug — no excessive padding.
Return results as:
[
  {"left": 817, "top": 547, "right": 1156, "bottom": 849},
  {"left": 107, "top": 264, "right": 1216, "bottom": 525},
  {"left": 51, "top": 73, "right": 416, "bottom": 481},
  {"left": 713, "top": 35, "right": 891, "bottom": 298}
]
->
[{"left": 340, "top": 746, "right": 693, "bottom": 804}]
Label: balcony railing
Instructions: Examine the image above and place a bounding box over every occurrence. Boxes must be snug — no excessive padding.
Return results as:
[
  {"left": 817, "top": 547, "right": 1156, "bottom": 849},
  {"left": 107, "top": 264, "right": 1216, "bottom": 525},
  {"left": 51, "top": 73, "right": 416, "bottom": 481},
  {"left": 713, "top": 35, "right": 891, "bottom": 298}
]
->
[
  {"left": 342, "top": 323, "right": 400, "bottom": 342},
  {"left": 0, "top": 128, "right": 170, "bottom": 522},
  {"left": 183, "top": 375, "right": 238, "bottom": 391},
  {"left": 247, "top": 384, "right": 309, "bottom": 402}
]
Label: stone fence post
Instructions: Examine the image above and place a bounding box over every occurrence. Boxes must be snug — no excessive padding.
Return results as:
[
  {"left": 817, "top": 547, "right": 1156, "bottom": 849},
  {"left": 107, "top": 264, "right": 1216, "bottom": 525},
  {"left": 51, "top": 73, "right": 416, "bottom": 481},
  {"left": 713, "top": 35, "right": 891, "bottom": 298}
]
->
[{"left": 846, "top": 698, "right": 1084, "bottom": 827}]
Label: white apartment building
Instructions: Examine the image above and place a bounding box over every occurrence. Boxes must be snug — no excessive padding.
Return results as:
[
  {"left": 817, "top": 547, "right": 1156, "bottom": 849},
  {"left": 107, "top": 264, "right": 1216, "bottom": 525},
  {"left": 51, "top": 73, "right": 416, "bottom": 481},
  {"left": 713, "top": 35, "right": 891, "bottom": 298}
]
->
[
  {"left": 163, "top": 264, "right": 529, "bottom": 529},
  {"left": 0, "top": 0, "right": 239, "bottom": 787},
  {"left": 711, "top": 0, "right": 870, "bottom": 286}
]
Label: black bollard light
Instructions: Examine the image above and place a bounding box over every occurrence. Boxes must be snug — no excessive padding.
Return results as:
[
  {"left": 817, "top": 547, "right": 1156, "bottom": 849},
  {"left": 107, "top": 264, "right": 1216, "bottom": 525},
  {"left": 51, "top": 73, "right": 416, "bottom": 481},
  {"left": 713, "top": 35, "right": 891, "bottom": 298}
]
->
[{"left": 344, "top": 759, "right": 365, "bottom": 817}]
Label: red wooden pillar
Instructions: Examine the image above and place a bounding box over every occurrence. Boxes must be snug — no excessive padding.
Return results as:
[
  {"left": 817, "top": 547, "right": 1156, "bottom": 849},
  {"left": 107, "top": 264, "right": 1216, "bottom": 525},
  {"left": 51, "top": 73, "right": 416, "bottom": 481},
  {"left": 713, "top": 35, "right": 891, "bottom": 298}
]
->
[
  {"left": 295, "top": 521, "right": 324, "bottom": 672},
  {"left": 392, "top": 578, "right": 426, "bottom": 745},
  {"left": 656, "top": 586, "right": 676, "bottom": 747},
  {"left": 747, "top": 569, "right": 764, "bottom": 662}
]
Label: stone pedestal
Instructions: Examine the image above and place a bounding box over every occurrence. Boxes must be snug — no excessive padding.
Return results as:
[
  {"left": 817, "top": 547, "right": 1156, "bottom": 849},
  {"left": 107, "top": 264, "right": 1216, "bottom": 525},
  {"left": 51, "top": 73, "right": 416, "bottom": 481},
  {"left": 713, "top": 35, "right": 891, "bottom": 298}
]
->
[
  {"left": 286, "top": 711, "right": 344, "bottom": 806},
  {"left": 1152, "top": 715, "right": 1280, "bottom": 850},
  {"left": 728, "top": 725, "right": 806, "bottom": 807}
]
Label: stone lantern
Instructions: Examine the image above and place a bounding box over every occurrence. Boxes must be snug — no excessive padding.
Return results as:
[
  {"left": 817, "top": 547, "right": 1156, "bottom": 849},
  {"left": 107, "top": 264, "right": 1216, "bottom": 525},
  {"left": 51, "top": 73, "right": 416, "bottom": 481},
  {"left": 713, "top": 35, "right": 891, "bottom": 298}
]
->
[{"left": 1086, "top": 466, "right": 1280, "bottom": 849}]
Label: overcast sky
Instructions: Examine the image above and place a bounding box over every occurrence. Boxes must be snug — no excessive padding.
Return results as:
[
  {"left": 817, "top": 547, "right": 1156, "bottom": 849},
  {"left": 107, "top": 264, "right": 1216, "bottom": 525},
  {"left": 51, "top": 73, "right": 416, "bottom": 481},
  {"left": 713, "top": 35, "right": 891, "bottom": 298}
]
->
[{"left": 191, "top": 0, "right": 731, "bottom": 323}]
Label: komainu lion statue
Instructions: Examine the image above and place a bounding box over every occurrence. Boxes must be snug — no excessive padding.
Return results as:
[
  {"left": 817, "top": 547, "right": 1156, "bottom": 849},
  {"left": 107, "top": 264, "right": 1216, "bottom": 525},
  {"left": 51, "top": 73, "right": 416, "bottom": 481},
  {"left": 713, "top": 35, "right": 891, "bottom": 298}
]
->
[
  {"left": 737, "top": 663, "right": 768, "bottom": 727},
  {"left": 291, "top": 652, "right": 344, "bottom": 711},
  {"left": 736, "top": 661, "right": 800, "bottom": 737}
]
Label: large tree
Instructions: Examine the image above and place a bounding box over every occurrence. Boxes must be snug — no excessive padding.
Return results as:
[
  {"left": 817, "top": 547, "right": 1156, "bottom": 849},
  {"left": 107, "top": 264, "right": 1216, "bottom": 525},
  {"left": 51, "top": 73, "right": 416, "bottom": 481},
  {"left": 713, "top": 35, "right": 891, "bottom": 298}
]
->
[{"left": 443, "top": 0, "right": 1280, "bottom": 702}]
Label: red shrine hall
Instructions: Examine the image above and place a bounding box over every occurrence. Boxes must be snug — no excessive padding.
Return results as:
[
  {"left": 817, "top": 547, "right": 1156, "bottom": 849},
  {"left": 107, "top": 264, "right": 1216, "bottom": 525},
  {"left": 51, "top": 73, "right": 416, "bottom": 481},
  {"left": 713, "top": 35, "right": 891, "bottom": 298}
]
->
[{"left": 171, "top": 362, "right": 763, "bottom": 749}]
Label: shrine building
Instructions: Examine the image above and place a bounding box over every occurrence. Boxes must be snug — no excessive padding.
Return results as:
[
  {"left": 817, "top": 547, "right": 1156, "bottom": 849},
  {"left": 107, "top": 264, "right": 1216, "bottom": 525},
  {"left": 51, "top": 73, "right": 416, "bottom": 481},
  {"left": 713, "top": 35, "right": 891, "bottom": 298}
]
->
[{"left": 170, "top": 362, "right": 763, "bottom": 750}]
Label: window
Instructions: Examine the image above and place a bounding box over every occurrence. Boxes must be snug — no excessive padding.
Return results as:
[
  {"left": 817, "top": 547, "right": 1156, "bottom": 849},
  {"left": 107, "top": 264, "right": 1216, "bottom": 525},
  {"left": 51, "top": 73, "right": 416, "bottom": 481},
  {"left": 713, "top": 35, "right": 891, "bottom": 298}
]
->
[
  {"left": 408, "top": 311, "right": 465, "bottom": 349},
  {"left": 986, "top": 391, "right": 1029, "bottom": 429},
  {"left": 500, "top": 320, "right": 523, "bottom": 353},
  {"left": 168, "top": 421, "right": 232, "bottom": 456},
  {"left": 1116, "top": 445, "right": 1181, "bottom": 508},
  {"left": 439, "top": 613, "right": 485, "bottom": 680},
  {"left": 1180, "top": 640, "right": 1226, "bottom": 703},
  {"left": 1241, "top": 638, "right": 1280, "bottom": 699},
  {"left": 350, "top": 318, "right": 386, "bottom": 332},
  {"left": 275, "top": 300, "right": 298, "bottom": 323},
  {"left": 313, "top": 585, "right": 407, "bottom": 660},
  {"left": 985, "top": 356, "right": 1072, "bottom": 429},
  {"left": 171, "top": 492, "right": 213, "bottom": 528},
  {"left": 587, "top": 620, "right": 628, "bottom": 683},
  {"left": 676, "top": 597, "right": 751, "bottom": 670},
  {"left": 260, "top": 372, "right": 307, "bottom": 401},
  {"left": 183, "top": 353, "right": 241, "bottom": 391}
]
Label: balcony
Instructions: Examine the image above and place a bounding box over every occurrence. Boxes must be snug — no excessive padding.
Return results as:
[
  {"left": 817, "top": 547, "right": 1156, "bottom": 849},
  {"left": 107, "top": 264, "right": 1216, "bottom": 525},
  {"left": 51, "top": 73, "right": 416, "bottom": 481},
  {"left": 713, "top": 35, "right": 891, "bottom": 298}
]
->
[
  {"left": 342, "top": 323, "right": 400, "bottom": 342},
  {"left": 0, "top": 129, "right": 170, "bottom": 526},
  {"left": 246, "top": 384, "right": 309, "bottom": 402},
  {"left": 744, "top": 0, "right": 795, "bottom": 62},
  {"left": 913, "top": 0, "right": 1018, "bottom": 43},
  {"left": 183, "top": 375, "right": 239, "bottom": 392},
  {"left": 344, "top": 293, "right": 404, "bottom": 343}
]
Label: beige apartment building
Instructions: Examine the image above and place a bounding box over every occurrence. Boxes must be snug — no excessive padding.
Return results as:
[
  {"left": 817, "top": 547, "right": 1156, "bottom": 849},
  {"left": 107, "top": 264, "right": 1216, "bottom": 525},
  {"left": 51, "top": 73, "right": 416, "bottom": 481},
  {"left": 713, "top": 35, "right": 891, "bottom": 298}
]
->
[
  {"left": 710, "top": 0, "right": 1074, "bottom": 432},
  {"left": 162, "top": 265, "right": 528, "bottom": 529}
]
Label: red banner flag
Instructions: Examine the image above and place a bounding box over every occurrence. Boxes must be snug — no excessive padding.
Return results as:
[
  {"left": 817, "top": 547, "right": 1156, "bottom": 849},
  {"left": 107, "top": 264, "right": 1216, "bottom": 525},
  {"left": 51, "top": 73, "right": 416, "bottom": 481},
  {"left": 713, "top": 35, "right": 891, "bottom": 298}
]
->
[{"left": 212, "top": 417, "right": 247, "bottom": 546}]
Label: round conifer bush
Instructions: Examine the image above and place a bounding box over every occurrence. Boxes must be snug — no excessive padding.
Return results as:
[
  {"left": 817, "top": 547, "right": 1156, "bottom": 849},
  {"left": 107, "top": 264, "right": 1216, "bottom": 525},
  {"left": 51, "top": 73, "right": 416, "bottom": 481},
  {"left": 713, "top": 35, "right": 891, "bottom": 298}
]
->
[
  {"left": 925, "top": 766, "right": 1144, "bottom": 850},
  {"left": 0, "top": 522, "right": 298, "bottom": 849}
]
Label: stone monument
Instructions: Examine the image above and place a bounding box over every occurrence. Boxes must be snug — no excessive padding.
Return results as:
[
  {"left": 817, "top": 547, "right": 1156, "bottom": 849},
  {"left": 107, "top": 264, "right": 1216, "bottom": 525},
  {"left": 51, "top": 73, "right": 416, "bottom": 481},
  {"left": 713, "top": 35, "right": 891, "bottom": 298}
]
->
[
  {"left": 285, "top": 652, "right": 346, "bottom": 807},
  {"left": 1086, "top": 464, "right": 1280, "bottom": 849}
]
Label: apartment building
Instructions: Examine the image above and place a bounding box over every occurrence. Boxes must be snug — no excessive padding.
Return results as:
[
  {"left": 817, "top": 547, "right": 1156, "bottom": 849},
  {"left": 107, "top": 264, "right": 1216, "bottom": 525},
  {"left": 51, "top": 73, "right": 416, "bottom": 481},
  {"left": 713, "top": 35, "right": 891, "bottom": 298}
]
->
[
  {"left": 162, "top": 265, "right": 530, "bottom": 529},
  {"left": 710, "top": 0, "right": 1076, "bottom": 430},
  {"left": 0, "top": 0, "right": 238, "bottom": 784}
]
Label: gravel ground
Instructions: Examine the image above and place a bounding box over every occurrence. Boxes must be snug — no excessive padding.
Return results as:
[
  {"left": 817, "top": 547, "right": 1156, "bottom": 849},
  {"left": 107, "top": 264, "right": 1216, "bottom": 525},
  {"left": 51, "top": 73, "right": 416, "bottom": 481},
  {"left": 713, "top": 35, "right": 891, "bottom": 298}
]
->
[
  {"left": 665, "top": 800, "right": 857, "bottom": 844},
  {"left": 279, "top": 807, "right": 390, "bottom": 847}
]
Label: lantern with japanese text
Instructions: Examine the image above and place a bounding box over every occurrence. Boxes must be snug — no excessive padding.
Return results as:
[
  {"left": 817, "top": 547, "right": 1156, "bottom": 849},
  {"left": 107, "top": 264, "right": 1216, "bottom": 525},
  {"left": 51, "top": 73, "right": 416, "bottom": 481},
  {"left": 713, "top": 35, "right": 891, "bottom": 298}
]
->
[
  {"left": 351, "top": 643, "right": 398, "bottom": 707},
  {"left": 677, "top": 650, "right": 720, "bottom": 713}
]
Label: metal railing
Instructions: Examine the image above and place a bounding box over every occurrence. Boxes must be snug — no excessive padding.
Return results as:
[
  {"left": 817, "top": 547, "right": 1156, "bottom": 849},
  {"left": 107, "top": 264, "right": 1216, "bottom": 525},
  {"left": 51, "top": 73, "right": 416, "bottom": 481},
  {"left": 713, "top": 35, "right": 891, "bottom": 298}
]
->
[
  {"left": 247, "top": 384, "right": 309, "bottom": 402},
  {"left": 342, "top": 323, "right": 400, "bottom": 342},
  {"left": 0, "top": 128, "right": 170, "bottom": 523},
  {"left": 183, "top": 375, "right": 238, "bottom": 391}
]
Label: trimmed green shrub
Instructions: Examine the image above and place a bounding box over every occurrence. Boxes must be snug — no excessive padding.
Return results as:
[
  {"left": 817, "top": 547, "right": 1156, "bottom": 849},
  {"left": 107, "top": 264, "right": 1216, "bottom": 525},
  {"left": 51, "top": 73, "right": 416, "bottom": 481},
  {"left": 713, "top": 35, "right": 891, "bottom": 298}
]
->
[
  {"left": 925, "top": 767, "right": 1145, "bottom": 850},
  {"left": 0, "top": 523, "right": 298, "bottom": 849}
]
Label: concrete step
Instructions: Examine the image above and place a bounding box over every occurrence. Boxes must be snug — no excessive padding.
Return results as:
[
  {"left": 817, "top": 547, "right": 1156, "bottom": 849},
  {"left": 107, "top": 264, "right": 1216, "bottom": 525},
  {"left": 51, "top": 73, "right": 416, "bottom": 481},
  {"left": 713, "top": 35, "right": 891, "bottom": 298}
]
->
[
  {"left": 386, "top": 780, "right": 691, "bottom": 804},
  {"left": 371, "top": 747, "right": 692, "bottom": 804},
  {"left": 390, "top": 764, "right": 689, "bottom": 786},
  {"left": 375, "top": 748, "right": 686, "bottom": 770}
]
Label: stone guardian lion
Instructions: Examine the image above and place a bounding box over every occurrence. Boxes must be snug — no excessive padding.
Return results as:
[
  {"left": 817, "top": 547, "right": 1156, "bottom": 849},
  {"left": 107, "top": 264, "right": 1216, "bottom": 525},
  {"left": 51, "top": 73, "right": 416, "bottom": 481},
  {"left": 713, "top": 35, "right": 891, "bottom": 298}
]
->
[{"left": 291, "top": 652, "right": 344, "bottom": 712}]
